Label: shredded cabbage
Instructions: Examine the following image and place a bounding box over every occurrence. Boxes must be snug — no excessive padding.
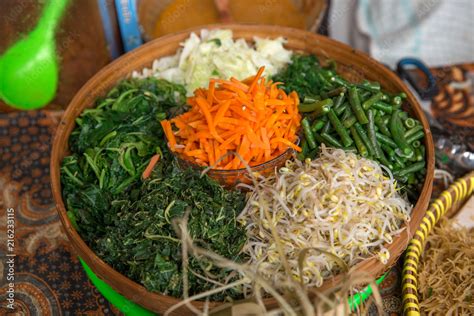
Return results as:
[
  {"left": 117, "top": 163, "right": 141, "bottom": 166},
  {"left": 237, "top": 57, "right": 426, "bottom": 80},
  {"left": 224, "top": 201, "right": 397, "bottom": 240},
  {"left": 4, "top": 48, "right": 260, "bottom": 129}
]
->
[
  {"left": 238, "top": 145, "right": 412, "bottom": 288},
  {"left": 132, "top": 29, "right": 292, "bottom": 95}
]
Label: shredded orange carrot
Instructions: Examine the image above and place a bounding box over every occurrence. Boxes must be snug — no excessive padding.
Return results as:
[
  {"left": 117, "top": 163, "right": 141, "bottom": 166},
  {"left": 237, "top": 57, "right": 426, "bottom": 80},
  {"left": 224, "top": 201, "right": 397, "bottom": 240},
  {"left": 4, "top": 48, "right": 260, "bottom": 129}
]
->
[
  {"left": 161, "top": 66, "right": 301, "bottom": 169},
  {"left": 142, "top": 154, "right": 160, "bottom": 179}
]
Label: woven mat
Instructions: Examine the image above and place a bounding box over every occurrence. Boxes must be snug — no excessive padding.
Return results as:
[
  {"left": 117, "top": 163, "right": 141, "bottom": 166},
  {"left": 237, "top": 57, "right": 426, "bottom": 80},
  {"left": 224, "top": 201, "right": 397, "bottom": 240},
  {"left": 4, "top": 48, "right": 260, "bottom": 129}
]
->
[{"left": 1, "top": 63, "right": 471, "bottom": 315}]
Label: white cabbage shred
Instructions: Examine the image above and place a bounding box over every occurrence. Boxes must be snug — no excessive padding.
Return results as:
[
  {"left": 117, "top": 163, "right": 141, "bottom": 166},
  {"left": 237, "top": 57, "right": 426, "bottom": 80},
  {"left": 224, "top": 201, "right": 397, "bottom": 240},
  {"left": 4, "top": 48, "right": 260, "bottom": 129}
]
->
[{"left": 132, "top": 29, "right": 292, "bottom": 95}]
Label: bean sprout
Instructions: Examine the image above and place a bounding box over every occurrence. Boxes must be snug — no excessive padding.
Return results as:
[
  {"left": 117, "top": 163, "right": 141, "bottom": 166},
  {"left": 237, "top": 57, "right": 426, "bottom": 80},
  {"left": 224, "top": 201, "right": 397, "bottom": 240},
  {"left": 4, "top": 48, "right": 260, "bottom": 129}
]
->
[{"left": 239, "top": 145, "right": 412, "bottom": 288}]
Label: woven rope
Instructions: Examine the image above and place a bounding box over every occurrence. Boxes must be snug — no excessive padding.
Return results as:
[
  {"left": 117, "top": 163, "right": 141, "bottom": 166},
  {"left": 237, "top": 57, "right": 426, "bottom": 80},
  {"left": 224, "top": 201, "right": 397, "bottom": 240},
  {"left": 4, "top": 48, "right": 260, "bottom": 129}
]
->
[{"left": 402, "top": 171, "right": 474, "bottom": 316}]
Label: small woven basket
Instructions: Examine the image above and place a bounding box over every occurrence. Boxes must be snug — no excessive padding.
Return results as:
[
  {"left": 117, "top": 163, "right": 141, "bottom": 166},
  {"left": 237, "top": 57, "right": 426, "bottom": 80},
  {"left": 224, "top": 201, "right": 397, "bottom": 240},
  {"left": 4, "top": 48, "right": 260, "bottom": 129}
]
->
[{"left": 402, "top": 171, "right": 474, "bottom": 315}]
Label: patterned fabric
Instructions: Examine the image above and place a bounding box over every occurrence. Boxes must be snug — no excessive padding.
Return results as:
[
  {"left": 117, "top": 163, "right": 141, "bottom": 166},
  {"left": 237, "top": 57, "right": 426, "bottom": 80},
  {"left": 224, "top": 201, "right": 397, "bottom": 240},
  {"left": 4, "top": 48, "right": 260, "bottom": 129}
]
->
[{"left": 0, "top": 110, "right": 120, "bottom": 315}]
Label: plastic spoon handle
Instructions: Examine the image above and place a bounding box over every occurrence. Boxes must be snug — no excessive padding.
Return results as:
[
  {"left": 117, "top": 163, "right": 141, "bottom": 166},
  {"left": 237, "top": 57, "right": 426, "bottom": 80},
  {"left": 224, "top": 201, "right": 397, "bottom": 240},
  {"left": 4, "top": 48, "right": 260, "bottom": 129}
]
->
[{"left": 37, "top": 0, "right": 70, "bottom": 39}]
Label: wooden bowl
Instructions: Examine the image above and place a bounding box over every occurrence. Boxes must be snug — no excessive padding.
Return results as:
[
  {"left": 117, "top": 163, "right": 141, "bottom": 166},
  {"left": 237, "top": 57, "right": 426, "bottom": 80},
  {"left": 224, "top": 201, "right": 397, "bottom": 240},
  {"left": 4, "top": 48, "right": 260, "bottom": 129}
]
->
[{"left": 51, "top": 24, "right": 435, "bottom": 315}]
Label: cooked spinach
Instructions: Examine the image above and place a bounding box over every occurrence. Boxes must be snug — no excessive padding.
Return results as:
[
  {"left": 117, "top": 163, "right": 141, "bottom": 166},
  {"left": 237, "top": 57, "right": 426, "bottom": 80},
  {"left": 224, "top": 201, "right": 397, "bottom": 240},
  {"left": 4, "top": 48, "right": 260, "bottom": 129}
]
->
[
  {"left": 61, "top": 77, "right": 247, "bottom": 300},
  {"left": 95, "top": 164, "right": 247, "bottom": 300}
]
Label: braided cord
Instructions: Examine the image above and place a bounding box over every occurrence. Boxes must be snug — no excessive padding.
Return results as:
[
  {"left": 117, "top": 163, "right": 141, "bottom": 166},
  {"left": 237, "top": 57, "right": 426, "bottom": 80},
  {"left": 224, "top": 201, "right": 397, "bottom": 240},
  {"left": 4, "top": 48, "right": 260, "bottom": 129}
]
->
[{"left": 402, "top": 172, "right": 474, "bottom": 315}]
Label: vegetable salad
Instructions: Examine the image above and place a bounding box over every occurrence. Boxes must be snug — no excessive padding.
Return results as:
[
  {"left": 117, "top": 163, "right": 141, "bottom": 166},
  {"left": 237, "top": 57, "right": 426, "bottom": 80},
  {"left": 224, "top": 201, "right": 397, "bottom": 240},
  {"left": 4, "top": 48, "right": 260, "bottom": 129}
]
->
[{"left": 61, "top": 29, "right": 427, "bottom": 301}]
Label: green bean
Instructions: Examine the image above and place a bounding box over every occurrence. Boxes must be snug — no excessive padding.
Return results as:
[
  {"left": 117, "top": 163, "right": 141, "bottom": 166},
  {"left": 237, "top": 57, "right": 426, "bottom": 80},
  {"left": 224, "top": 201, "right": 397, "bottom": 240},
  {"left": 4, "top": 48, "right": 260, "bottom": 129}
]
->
[
  {"left": 327, "top": 87, "right": 347, "bottom": 97},
  {"left": 354, "top": 122, "right": 376, "bottom": 156},
  {"left": 343, "top": 115, "right": 357, "bottom": 128},
  {"left": 407, "top": 173, "right": 416, "bottom": 184},
  {"left": 299, "top": 98, "right": 333, "bottom": 113},
  {"left": 360, "top": 90, "right": 372, "bottom": 101},
  {"left": 412, "top": 140, "right": 421, "bottom": 148},
  {"left": 341, "top": 106, "right": 352, "bottom": 121},
  {"left": 420, "top": 145, "right": 426, "bottom": 159},
  {"left": 334, "top": 93, "right": 346, "bottom": 108},
  {"left": 367, "top": 110, "right": 381, "bottom": 158},
  {"left": 381, "top": 144, "right": 395, "bottom": 157},
  {"left": 321, "top": 132, "right": 343, "bottom": 148},
  {"left": 297, "top": 139, "right": 309, "bottom": 160},
  {"left": 406, "top": 130, "right": 425, "bottom": 144},
  {"left": 390, "top": 110, "right": 413, "bottom": 156},
  {"left": 322, "top": 120, "right": 332, "bottom": 134},
  {"left": 391, "top": 154, "right": 406, "bottom": 168},
  {"left": 313, "top": 132, "right": 326, "bottom": 144},
  {"left": 335, "top": 102, "right": 347, "bottom": 116},
  {"left": 318, "top": 73, "right": 333, "bottom": 87},
  {"left": 392, "top": 95, "right": 402, "bottom": 106},
  {"left": 404, "top": 118, "right": 416, "bottom": 129},
  {"left": 362, "top": 92, "right": 383, "bottom": 110},
  {"left": 349, "top": 87, "right": 369, "bottom": 124},
  {"left": 398, "top": 111, "right": 408, "bottom": 120},
  {"left": 350, "top": 126, "right": 368, "bottom": 157},
  {"left": 393, "top": 161, "right": 425, "bottom": 177},
  {"left": 358, "top": 80, "right": 381, "bottom": 92},
  {"left": 311, "top": 120, "right": 325, "bottom": 133},
  {"left": 372, "top": 101, "right": 393, "bottom": 114},
  {"left": 303, "top": 96, "right": 320, "bottom": 103},
  {"left": 368, "top": 110, "right": 392, "bottom": 168},
  {"left": 375, "top": 132, "right": 397, "bottom": 148},
  {"left": 330, "top": 76, "right": 351, "bottom": 88},
  {"left": 302, "top": 117, "right": 317, "bottom": 149},
  {"left": 414, "top": 147, "right": 423, "bottom": 161},
  {"left": 328, "top": 109, "right": 353, "bottom": 147},
  {"left": 404, "top": 125, "right": 424, "bottom": 139},
  {"left": 374, "top": 115, "right": 391, "bottom": 136}
]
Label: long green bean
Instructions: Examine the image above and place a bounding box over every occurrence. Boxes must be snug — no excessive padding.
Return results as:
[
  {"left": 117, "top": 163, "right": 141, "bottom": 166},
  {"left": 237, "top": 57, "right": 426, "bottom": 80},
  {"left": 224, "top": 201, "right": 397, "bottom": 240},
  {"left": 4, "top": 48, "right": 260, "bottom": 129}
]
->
[
  {"left": 299, "top": 98, "right": 333, "bottom": 113},
  {"left": 374, "top": 115, "right": 391, "bottom": 136},
  {"left": 313, "top": 132, "right": 326, "bottom": 144},
  {"left": 321, "top": 132, "right": 343, "bottom": 148},
  {"left": 327, "top": 87, "right": 347, "bottom": 97},
  {"left": 349, "top": 87, "right": 369, "bottom": 124},
  {"left": 368, "top": 110, "right": 392, "bottom": 168},
  {"left": 354, "top": 122, "right": 375, "bottom": 156},
  {"left": 406, "top": 130, "right": 425, "bottom": 144},
  {"left": 390, "top": 110, "right": 413, "bottom": 156},
  {"left": 350, "top": 126, "right": 368, "bottom": 157},
  {"left": 404, "top": 118, "right": 416, "bottom": 129},
  {"left": 375, "top": 132, "right": 397, "bottom": 148},
  {"left": 328, "top": 109, "right": 353, "bottom": 147},
  {"left": 343, "top": 115, "right": 357, "bottom": 128},
  {"left": 335, "top": 101, "right": 348, "bottom": 116},
  {"left": 372, "top": 101, "right": 393, "bottom": 114},
  {"left": 394, "top": 161, "right": 425, "bottom": 177},
  {"left": 311, "top": 120, "right": 325, "bottom": 133},
  {"left": 362, "top": 92, "right": 383, "bottom": 110},
  {"left": 381, "top": 144, "right": 395, "bottom": 157},
  {"left": 302, "top": 117, "right": 317, "bottom": 149},
  {"left": 404, "top": 125, "right": 424, "bottom": 139}
]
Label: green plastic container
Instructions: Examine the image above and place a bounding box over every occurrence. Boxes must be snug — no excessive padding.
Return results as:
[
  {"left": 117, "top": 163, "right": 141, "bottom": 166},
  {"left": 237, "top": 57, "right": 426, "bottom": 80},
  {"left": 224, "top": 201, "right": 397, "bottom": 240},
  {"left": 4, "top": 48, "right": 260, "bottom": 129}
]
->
[{"left": 80, "top": 258, "right": 384, "bottom": 315}]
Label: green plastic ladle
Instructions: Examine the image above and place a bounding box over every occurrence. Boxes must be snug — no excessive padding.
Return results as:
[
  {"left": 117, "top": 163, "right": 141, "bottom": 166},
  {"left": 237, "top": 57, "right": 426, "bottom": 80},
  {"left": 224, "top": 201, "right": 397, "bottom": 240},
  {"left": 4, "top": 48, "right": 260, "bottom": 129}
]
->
[{"left": 0, "top": 0, "right": 69, "bottom": 110}]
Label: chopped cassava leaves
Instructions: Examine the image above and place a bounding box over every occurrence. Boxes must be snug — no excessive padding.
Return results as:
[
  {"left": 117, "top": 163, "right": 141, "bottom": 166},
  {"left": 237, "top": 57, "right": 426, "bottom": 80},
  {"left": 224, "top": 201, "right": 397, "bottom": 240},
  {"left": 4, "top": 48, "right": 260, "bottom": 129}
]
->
[
  {"left": 61, "top": 77, "right": 247, "bottom": 300},
  {"left": 95, "top": 164, "right": 247, "bottom": 300}
]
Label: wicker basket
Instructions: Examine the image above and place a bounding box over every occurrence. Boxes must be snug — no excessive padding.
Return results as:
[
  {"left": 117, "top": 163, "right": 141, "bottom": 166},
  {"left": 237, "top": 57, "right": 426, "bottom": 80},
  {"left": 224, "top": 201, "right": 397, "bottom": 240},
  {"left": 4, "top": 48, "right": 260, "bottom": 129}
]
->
[
  {"left": 50, "top": 24, "right": 435, "bottom": 315},
  {"left": 402, "top": 171, "right": 474, "bottom": 316}
]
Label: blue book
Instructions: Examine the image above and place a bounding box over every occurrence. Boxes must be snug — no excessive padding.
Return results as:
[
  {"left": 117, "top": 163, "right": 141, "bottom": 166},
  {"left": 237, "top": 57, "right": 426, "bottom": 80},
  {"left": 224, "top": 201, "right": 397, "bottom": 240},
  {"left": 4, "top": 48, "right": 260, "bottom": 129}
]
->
[{"left": 114, "top": 0, "right": 143, "bottom": 52}]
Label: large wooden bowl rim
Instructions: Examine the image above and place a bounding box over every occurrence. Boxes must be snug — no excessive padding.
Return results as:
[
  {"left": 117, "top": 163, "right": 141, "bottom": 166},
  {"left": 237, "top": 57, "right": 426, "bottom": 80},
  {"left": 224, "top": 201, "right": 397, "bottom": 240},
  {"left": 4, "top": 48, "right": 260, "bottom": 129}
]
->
[{"left": 51, "top": 24, "right": 434, "bottom": 314}]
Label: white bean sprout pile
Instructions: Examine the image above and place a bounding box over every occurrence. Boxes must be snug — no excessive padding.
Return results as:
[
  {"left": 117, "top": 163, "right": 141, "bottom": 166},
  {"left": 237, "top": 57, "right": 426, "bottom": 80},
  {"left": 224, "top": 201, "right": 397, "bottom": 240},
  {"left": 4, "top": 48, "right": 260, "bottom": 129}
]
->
[{"left": 238, "top": 145, "right": 412, "bottom": 288}]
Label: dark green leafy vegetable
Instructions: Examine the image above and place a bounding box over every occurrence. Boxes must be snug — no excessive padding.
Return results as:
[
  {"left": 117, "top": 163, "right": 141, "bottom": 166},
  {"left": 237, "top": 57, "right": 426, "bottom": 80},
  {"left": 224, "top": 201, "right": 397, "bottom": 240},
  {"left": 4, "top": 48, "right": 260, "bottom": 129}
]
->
[
  {"left": 272, "top": 54, "right": 322, "bottom": 99},
  {"left": 61, "top": 77, "right": 247, "bottom": 300},
  {"left": 95, "top": 165, "right": 247, "bottom": 300}
]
